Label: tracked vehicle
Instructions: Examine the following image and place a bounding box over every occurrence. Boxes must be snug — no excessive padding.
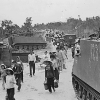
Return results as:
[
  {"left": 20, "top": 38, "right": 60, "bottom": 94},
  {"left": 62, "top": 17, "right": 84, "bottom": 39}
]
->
[{"left": 72, "top": 38, "right": 100, "bottom": 100}]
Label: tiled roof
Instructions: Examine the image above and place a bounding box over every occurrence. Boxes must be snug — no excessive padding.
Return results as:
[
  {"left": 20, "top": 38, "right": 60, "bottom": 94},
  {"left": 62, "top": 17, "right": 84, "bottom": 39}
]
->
[{"left": 12, "top": 35, "right": 46, "bottom": 44}]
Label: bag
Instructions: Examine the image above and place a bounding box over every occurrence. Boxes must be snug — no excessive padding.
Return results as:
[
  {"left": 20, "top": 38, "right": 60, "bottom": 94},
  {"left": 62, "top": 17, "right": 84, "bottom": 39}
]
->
[
  {"left": 44, "top": 80, "right": 48, "bottom": 90},
  {"left": 54, "top": 80, "right": 58, "bottom": 88}
]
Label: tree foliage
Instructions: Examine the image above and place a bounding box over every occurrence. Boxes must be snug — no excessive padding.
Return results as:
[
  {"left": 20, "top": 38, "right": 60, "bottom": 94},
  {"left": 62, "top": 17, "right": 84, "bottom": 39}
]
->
[
  {"left": 0, "top": 20, "right": 21, "bottom": 37},
  {"left": 21, "top": 17, "right": 33, "bottom": 36},
  {"left": 1, "top": 16, "right": 100, "bottom": 38}
]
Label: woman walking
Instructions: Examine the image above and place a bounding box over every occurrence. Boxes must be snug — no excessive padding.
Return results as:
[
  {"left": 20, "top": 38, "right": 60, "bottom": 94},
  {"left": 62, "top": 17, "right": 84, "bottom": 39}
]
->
[
  {"left": 50, "top": 54, "right": 59, "bottom": 82},
  {"left": 56, "top": 47, "right": 63, "bottom": 71},
  {"left": 13, "top": 61, "right": 23, "bottom": 92},
  {"left": 16, "top": 56, "right": 24, "bottom": 83},
  {"left": 45, "top": 61, "right": 55, "bottom": 93},
  {"left": 61, "top": 48, "right": 67, "bottom": 69}
]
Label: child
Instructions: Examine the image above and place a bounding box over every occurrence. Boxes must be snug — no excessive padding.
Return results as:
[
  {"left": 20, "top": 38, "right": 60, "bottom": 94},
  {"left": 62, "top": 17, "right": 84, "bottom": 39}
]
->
[
  {"left": 5, "top": 68, "right": 16, "bottom": 100},
  {"left": 0, "top": 64, "right": 6, "bottom": 90}
]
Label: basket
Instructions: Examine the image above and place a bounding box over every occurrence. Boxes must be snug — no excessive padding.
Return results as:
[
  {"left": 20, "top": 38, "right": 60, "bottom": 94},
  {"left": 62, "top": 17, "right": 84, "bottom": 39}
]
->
[
  {"left": 54, "top": 80, "right": 58, "bottom": 88},
  {"left": 44, "top": 81, "right": 48, "bottom": 90}
]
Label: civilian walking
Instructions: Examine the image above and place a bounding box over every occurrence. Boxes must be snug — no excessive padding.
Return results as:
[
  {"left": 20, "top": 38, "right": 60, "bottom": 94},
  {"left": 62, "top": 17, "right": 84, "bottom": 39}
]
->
[
  {"left": 5, "top": 68, "right": 16, "bottom": 100},
  {"left": 71, "top": 45, "right": 75, "bottom": 58},
  {"left": 45, "top": 61, "right": 55, "bottom": 93},
  {"left": 56, "top": 47, "right": 63, "bottom": 71},
  {"left": 50, "top": 55, "right": 59, "bottom": 82},
  {"left": 12, "top": 61, "right": 22, "bottom": 92},
  {"left": 61, "top": 48, "right": 67, "bottom": 69},
  {"left": 16, "top": 56, "right": 24, "bottom": 83},
  {"left": 28, "top": 50, "right": 36, "bottom": 77},
  {"left": 0, "top": 64, "right": 6, "bottom": 90},
  {"left": 44, "top": 51, "right": 50, "bottom": 61}
]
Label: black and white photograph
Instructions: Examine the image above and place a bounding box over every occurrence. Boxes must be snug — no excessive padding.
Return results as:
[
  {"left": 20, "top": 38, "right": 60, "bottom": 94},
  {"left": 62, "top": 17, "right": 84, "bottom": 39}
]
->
[{"left": 0, "top": 0, "right": 100, "bottom": 100}]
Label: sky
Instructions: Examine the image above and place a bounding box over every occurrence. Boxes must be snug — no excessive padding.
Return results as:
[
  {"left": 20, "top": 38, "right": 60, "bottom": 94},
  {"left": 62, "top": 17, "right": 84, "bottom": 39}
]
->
[{"left": 0, "top": 0, "right": 100, "bottom": 26}]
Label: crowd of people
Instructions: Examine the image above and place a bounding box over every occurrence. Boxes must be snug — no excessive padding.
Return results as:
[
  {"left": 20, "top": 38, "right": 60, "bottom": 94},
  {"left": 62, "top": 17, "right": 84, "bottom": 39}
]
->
[
  {"left": 0, "top": 56, "right": 24, "bottom": 100},
  {"left": 0, "top": 37, "right": 81, "bottom": 100}
]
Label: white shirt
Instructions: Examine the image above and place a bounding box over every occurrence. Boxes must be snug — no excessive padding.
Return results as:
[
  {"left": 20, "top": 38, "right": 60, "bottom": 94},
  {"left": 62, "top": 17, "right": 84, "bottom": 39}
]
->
[
  {"left": 56, "top": 50, "right": 63, "bottom": 60},
  {"left": 52, "top": 44, "right": 57, "bottom": 52},
  {"left": 76, "top": 44, "right": 80, "bottom": 50},
  {"left": 62, "top": 50, "right": 67, "bottom": 60},
  {"left": 28, "top": 54, "right": 36, "bottom": 62},
  {"left": 51, "top": 59, "right": 58, "bottom": 70},
  {"left": 6, "top": 75, "right": 16, "bottom": 89}
]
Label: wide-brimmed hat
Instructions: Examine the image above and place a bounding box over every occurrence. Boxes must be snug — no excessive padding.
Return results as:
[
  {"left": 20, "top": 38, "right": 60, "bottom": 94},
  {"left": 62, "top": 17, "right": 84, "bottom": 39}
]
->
[
  {"left": 1, "top": 64, "right": 6, "bottom": 69},
  {"left": 6, "top": 68, "right": 14, "bottom": 75},
  {"left": 43, "top": 60, "right": 52, "bottom": 65},
  {"left": 6, "top": 68, "right": 13, "bottom": 72},
  {"left": 1, "top": 64, "right": 5, "bottom": 66},
  {"left": 12, "top": 60, "right": 16, "bottom": 63}
]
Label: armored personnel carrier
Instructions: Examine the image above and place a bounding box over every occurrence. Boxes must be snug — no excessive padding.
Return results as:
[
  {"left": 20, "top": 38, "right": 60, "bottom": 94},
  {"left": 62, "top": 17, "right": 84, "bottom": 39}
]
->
[{"left": 72, "top": 38, "right": 100, "bottom": 100}]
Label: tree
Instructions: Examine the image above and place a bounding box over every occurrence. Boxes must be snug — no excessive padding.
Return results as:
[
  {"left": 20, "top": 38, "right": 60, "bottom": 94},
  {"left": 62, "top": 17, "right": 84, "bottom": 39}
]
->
[
  {"left": 1, "top": 20, "right": 12, "bottom": 28},
  {"left": 1, "top": 20, "right": 13, "bottom": 37},
  {"left": 22, "top": 17, "right": 33, "bottom": 36}
]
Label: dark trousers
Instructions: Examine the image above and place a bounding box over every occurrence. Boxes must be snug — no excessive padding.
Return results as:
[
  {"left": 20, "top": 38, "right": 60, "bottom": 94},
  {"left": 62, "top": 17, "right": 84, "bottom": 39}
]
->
[
  {"left": 54, "top": 68, "right": 59, "bottom": 81},
  {"left": 21, "top": 71, "right": 23, "bottom": 82},
  {"left": 29, "top": 61, "right": 35, "bottom": 76},
  {"left": 72, "top": 51, "right": 75, "bottom": 58},
  {"left": 6, "top": 88, "right": 15, "bottom": 100},
  {"left": 77, "top": 50, "right": 80, "bottom": 54},
  {"left": 47, "top": 78, "right": 55, "bottom": 92},
  {"left": 15, "top": 74, "right": 21, "bottom": 91}
]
